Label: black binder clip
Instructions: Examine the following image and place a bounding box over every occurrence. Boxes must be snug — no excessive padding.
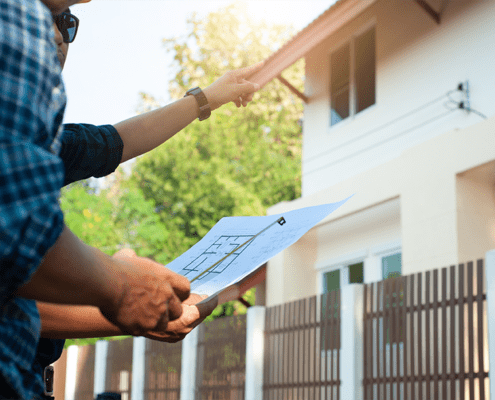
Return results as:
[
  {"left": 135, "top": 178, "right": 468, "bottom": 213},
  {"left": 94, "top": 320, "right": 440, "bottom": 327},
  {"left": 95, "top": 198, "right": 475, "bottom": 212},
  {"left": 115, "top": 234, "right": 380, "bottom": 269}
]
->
[{"left": 277, "top": 217, "right": 286, "bottom": 226}]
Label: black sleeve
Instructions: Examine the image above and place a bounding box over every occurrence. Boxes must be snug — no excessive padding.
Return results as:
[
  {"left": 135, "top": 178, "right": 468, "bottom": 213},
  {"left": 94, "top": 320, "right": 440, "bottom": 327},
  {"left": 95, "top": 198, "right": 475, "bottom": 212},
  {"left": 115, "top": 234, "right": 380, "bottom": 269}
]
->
[{"left": 60, "top": 123, "right": 124, "bottom": 186}]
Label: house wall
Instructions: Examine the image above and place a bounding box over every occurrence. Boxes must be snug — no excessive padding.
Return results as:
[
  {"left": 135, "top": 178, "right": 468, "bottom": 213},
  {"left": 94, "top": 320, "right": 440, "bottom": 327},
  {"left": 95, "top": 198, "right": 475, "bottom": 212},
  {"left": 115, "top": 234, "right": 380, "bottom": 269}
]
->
[
  {"left": 266, "top": 115, "right": 495, "bottom": 307},
  {"left": 456, "top": 162, "right": 495, "bottom": 265},
  {"left": 302, "top": 0, "right": 495, "bottom": 197}
]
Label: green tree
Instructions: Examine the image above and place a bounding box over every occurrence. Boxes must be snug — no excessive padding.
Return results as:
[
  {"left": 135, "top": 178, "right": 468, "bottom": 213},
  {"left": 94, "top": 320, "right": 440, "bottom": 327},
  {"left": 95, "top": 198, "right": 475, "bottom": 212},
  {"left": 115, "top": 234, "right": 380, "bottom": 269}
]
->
[
  {"left": 60, "top": 182, "right": 122, "bottom": 255},
  {"left": 132, "top": 3, "right": 304, "bottom": 317}
]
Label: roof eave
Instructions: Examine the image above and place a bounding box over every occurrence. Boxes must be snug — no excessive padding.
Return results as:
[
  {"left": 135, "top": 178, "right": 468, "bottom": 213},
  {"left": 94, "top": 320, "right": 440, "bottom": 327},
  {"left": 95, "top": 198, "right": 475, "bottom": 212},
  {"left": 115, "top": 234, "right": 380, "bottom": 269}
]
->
[{"left": 249, "top": 0, "right": 377, "bottom": 88}]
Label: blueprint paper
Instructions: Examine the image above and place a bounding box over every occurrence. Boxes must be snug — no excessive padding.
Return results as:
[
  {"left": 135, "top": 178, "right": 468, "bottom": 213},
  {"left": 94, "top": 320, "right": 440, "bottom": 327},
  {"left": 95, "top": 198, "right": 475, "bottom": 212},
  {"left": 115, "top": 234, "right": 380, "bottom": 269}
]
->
[{"left": 165, "top": 195, "right": 353, "bottom": 298}]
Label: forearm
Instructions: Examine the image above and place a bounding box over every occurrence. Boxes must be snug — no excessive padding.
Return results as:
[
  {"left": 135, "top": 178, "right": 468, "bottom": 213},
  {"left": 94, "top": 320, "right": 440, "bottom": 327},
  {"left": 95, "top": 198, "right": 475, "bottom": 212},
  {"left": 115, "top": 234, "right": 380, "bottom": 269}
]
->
[
  {"left": 115, "top": 95, "right": 199, "bottom": 163},
  {"left": 38, "top": 302, "right": 121, "bottom": 339},
  {"left": 16, "top": 224, "right": 119, "bottom": 309}
]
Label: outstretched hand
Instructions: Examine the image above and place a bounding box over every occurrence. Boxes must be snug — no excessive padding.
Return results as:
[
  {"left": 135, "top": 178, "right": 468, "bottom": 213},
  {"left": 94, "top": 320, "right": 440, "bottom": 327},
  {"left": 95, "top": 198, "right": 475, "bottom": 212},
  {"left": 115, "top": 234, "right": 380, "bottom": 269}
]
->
[{"left": 203, "top": 61, "right": 264, "bottom": 111}]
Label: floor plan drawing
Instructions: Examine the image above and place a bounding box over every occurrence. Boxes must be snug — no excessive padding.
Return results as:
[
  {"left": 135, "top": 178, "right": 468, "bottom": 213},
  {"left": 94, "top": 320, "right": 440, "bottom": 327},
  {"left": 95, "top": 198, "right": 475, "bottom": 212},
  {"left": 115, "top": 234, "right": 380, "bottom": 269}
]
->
[
  {"left": 165, "top": 196, "right": 353, "bottom": 297},
  {"left": 181, "top": 235, "right": 254, "bottom": 281}
]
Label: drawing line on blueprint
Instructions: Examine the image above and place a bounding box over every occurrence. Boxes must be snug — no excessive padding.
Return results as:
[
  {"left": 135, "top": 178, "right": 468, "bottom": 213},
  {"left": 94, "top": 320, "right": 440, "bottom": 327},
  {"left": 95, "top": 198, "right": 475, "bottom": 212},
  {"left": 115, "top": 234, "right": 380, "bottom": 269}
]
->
[{"left": 181, "top": 235, "right": 255, "bottom": 281}]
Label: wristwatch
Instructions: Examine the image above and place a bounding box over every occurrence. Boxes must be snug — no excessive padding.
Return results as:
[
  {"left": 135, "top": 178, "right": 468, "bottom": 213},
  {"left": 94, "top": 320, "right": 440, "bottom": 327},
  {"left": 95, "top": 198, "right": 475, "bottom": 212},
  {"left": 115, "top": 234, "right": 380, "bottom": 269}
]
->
[{"left": 184, "top": 87, "right": 211, "bottom": 121}]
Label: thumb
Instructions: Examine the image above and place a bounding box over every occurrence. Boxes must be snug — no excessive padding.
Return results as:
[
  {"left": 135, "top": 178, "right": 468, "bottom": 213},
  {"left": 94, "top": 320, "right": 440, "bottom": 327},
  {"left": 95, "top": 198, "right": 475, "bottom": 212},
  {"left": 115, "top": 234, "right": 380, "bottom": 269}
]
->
[
  {"left": 233, "top": 61, "right": 265, "bottom": 79},
  {"left": 236, "top": 81, "right": 260, "bottom": 96},
  {"left": 113, "top": 248, "right": 138, "bottom": 259}
]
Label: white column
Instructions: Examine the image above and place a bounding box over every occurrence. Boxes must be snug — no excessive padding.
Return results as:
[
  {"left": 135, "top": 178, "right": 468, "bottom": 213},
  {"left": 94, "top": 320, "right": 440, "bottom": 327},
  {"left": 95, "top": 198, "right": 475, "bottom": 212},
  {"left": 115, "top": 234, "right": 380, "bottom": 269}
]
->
[
  {"left": 340, "top": 284, "right": 364, "bottom": 400},
  {"left": 245, "top": 306, "right": 266, "bottom": 400},
  {"left": 64, "top": 345, "right": 78, "bottom": 400},
  {"left": 364, "top": 255, "right": 381, "bottom": 284},
  {"left": 485, "top": 250, "right": 495, "bottom": 399},
  {"left": 180, "top": 326, "right": 200, "bottom": 400},
  {"left": 131, "top": 336, "right": 146, "bottom": 400},
  {"left": 93, "top": 340, "right": 109, "bottom": 398}
]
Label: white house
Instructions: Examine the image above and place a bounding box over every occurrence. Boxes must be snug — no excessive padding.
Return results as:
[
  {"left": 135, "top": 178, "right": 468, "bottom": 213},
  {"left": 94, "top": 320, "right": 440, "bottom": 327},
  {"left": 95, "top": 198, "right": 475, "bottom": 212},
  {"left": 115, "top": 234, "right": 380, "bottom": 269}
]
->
[{"left": 249, "top": 0, "right": 495, "bottom": 307}]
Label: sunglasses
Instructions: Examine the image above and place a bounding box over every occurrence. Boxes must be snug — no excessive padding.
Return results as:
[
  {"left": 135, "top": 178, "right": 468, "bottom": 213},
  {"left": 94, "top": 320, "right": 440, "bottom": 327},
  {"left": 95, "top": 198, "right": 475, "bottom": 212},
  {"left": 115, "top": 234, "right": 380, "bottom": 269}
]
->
[{"left": 54, "top": 12, "right": 79, "bottom": 44}]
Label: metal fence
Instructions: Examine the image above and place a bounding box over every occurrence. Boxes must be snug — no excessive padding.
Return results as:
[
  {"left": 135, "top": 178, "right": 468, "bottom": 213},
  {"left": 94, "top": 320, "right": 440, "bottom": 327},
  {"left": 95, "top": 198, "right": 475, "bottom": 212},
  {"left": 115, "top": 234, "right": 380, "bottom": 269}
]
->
[
  {"left": 144, "top": 340, "right": 182, "bottom": 400},
  {"left": 67, "top": 258, "right": 493, "bottom": 400},
  {"left": 196, "top": 314, "right": 247, "bottom": 400},
  {"left": 263, "top": 292, "right": 341, "bottom": 400},
  {"left": 105, "top": 338, "right": 134, "bottom": 400},
  {"left": 73, "top": 344, "right": 96, "bottom": 400},
  {"left": 363, "top": 260, "right": 489, "bottom": 400}
]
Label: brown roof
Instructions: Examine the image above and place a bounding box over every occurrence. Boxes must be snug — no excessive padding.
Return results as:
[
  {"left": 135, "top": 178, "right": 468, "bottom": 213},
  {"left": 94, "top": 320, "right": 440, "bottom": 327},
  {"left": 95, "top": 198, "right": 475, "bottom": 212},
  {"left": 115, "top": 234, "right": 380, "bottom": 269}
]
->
[{"left": 249, "top": 0, "right": 376, "bottom": 88}]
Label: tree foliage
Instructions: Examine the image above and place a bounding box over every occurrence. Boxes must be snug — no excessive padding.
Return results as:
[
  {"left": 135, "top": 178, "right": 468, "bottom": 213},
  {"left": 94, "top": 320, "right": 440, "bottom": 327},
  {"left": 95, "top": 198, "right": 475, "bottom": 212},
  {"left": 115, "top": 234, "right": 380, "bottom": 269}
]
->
[
  {"left": 131, "top": 3, "right": 304, "bottom": 320},
  {"left": 133, "top": 2, "right": 303, "bottom": 261}
]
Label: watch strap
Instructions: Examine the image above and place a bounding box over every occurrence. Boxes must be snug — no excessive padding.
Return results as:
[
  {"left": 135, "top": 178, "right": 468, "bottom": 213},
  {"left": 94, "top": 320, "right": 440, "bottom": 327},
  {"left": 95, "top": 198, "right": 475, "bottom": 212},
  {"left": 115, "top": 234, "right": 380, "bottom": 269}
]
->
[{"left": 184, "top": 87, "right": 211, "bottom": 121}]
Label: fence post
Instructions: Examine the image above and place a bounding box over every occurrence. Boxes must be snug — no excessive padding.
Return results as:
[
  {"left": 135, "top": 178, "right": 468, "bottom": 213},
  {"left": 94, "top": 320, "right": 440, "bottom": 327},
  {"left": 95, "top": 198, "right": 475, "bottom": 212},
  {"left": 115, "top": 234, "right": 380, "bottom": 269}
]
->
[
  {"left": 93, "top": 340, "right": 109, "bottom": 398},
  {"left": 486, "top": 250, "right": 495, "bottom": 399},
  {"left": 180, "top": 326, "right": 200, "bottom": 400},
  {"left": 64, "top": 345, "right": 78, "bottom": 400},
  {"left": 340, "top": 284, "right": 364, "bottom": 400},
  {"left": 131, "top": 336, "right": 146, "bottom": 400},
  {"left": 245, "top": 306, "right": 266, "bottom": 400}
]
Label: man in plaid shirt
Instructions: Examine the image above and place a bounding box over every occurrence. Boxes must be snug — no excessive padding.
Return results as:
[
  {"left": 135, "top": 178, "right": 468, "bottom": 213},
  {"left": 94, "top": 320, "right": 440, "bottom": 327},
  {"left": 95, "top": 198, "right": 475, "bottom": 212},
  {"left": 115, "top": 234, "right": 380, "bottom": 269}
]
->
[{"left": 0, "top": 1, "right": 192, "bottom": 398}]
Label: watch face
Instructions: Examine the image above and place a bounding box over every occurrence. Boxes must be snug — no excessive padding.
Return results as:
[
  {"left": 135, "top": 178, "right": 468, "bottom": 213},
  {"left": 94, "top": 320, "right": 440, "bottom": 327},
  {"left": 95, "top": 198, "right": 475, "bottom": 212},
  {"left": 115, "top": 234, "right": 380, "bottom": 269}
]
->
[{"left": 188, "top": 87, "right": 201, "bottom": 96}]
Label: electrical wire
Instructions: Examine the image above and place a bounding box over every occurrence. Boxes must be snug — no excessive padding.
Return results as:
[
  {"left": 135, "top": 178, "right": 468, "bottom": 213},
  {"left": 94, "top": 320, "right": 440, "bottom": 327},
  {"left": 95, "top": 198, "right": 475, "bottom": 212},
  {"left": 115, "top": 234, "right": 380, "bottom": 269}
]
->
[
  {"left": 463, "top": 107, "right": 487, "bottom": 120},
  {"left": 303, "top": 89, "right": 459, "bottom": 164},
  {"left": 304, "top": 109, "right": 454, "bottom": 176}
]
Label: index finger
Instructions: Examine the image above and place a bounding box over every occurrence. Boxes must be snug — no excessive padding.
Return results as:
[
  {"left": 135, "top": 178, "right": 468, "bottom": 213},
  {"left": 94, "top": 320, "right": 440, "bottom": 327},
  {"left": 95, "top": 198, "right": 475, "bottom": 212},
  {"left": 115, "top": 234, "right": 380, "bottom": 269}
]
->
[
  {"left": 156, "top": 266, "right": 191, "bottom": 301},
  {"left": 234, "top": 61, "right": 265, "bottom": 79}
]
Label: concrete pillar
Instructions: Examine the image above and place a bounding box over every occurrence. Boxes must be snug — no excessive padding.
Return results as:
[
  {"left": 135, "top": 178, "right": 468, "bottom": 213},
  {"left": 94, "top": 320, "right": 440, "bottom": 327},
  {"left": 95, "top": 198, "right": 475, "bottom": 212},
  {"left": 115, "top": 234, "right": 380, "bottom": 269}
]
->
[
  {"left": 180, "top": 327, "right": 200, "bottom": 400},
  {"left": 245, "top": 306, "right": 266, "bottom": 400},
  {"left": 131, "top": 336, "right": 146, "bottom": 400},
  {"left": 93, "top": 340, "right": 109, "bottom": 398},
  {"left": 64, "top": 345, "right": 78, "bottom": 400},
  {"left": 340, "top": 284, "right": 364, "bottom": 400}
]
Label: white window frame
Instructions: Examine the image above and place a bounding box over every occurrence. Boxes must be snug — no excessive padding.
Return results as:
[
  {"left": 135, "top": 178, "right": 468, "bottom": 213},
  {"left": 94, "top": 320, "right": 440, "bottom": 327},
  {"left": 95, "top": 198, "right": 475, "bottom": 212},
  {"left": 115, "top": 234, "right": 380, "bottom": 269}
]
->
[
  {"left": 316, "top": 239, "right": 402, "bottom": 295},
  {"left": 316, "top": 249, "right": 367, "bottom": 295},
  {"left": 371, "top": 240, "right": 402, "bottom": 281},
  {"left": 328, "top": 19, "right": 377, "bottom": 129}
]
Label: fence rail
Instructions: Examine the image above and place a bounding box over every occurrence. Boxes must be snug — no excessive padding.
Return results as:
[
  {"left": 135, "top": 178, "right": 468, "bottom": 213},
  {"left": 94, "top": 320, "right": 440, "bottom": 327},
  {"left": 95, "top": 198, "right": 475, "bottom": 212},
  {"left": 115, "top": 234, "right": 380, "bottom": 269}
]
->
[
  {"left": 263, "top": 292, "right": 341, "bottom": 400},
  {"left": 105, "top": 338, "right": 133, "bottom": 400},
  {"left": 363, "top": 260, "right": 488, "bottom": 400},
  {"left": 144, "top": 340, "right": 182, "bottom": 400},
  {"left": 73, "top": 344, "right": 96, "bottom": 400},
  {"left": 196, "top": 314, "right": 247, "bottom": 400}
]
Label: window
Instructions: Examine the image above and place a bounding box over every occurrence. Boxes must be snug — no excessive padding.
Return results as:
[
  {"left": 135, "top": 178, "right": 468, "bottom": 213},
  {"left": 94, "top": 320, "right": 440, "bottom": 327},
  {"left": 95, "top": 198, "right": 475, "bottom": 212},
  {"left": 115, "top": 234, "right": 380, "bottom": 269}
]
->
[
  {"left": 322, "top": 261, "right": 364, "bottom": 293},
  {"left": 382, "top": 252, "right": 401, "bottom": 279},
  {"left": 380, "top": 251, "right": 403, "bottom": 345},
  {"left": 321, "top": 261, "right": 363, "bottom": 351},
  {"left": 330, "top": 27, "right": 376, "bottom": 126}
]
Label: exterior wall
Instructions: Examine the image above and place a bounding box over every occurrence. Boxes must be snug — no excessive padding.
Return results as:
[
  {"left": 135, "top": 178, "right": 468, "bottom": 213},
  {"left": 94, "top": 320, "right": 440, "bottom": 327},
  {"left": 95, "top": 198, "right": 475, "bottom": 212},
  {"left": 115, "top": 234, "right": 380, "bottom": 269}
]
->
[
  {"left": 456, "top": 161, "right": 495, "bottom": 265},
  {"left": 302, "top": 0, "right": 495, "bottom": 196},
  {"left": 266, "top": 115, "right": 495, "bottom": 307}
]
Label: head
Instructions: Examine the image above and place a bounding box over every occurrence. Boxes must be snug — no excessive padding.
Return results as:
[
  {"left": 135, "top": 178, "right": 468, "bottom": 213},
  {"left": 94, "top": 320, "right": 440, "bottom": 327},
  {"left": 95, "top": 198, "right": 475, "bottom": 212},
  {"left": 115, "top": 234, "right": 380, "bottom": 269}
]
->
[
  {"left": 52, "top": 9, "right": 79, "bottom": 69},
  {"left": 42, "top": 0, "right": 91, "bottom": 16}
]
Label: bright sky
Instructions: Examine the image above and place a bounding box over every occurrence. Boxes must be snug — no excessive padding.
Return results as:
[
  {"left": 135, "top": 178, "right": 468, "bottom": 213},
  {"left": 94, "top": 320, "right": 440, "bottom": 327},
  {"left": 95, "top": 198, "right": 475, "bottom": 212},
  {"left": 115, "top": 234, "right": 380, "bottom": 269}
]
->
[{"left": 62, "top": 0, "right": 334, "bottom": 126}]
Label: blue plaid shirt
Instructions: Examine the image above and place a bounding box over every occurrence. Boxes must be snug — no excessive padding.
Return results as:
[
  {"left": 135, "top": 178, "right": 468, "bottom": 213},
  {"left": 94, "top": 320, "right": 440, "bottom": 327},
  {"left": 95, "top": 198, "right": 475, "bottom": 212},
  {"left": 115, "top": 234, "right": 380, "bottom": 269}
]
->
[{"left": 0, "top": 0, "right": 66, "bottom": 398}]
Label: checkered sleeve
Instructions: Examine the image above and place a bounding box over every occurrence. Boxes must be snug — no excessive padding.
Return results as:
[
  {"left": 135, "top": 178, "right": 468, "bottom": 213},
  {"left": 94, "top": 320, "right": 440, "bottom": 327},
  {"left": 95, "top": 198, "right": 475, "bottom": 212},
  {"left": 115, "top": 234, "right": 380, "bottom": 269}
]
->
[{"left": 0, "top": 0, "right": 67, "bottom": 305}]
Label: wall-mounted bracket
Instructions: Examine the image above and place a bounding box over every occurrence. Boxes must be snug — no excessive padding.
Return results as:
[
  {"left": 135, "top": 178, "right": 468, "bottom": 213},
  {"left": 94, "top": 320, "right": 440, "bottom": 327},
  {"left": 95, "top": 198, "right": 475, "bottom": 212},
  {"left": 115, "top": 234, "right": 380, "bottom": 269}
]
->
[
  {"left": 414, "top": 0, "right": 441, "bottom": 24},
  {"left": 277, "top": 75, "right": 309, "bottom": 104}
]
